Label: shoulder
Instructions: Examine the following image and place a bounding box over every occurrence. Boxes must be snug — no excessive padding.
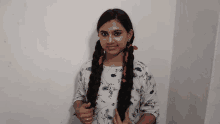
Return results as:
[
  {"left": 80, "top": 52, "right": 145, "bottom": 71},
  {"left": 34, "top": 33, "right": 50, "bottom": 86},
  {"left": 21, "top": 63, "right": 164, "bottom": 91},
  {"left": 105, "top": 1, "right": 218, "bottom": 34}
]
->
[
  {"left": 80, "top": 59, "right": 151, "bottom": 74},
  {"left": 79, "top": 59, "right": 93, "bottom": 72},
  {"left": 133, "top": 59, "right": 150, "bottom": 76}
]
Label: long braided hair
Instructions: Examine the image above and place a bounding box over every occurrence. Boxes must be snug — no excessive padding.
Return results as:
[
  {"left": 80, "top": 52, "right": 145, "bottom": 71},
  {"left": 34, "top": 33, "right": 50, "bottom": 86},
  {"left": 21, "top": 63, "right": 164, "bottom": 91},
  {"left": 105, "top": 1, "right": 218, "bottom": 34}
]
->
[{"left": 86, "top": 8, "right": 135, "bottom": 121}]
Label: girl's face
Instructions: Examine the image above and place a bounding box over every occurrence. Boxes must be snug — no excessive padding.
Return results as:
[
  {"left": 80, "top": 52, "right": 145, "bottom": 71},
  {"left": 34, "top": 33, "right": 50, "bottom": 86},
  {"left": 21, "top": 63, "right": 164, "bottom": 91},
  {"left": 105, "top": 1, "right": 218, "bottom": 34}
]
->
[{"left": 98, "top": 19, "right": 133, "bottom": 55}]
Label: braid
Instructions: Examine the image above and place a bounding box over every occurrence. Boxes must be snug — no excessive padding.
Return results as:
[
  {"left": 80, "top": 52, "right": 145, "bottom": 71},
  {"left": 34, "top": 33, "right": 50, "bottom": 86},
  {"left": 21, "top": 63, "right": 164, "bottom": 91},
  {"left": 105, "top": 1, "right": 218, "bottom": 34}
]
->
[
  {"left": 86, "top": 40, "right": 105, "bottom": 109},
  {"left": 117, "top": 41, "right": 135, "bottom": 121}
]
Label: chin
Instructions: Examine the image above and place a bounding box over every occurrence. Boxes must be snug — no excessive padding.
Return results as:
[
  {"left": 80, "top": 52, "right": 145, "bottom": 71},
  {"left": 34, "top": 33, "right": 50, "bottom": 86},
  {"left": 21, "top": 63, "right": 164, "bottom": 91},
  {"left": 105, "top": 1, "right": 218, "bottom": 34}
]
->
[{"left": 107, "top": 50, "right": 120, "bottom": 55}]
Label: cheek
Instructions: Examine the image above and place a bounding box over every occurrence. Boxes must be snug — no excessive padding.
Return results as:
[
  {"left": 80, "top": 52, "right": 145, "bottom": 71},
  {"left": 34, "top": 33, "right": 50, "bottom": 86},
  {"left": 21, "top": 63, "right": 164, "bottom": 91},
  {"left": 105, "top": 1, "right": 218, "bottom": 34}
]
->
[
  {"left": 100, "top": 39, "right": 107, "bottom": 46},
  {"left": 100, "top": 41, "right": 107, "bottom": 49},
  {"left": 114, "top": 36, "right": 127, "bottom": 47},
  {"left": 100, "top": 36, "right": 127, "bottom": 50},
  {"left": 113, "top": 36, "right": 123, "bottom": 41}
]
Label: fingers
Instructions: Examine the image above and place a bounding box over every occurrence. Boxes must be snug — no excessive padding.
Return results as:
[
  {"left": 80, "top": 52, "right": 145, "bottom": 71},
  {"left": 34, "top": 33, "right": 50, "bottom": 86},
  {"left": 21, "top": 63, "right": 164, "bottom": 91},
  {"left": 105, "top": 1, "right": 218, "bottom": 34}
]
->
[
  {"left": 115, "top": 109, "right": 121, "bottom": 123},
  {"left": 85, "top": 102, "right": 91, "bottom": 109},
  {"left": 80, "top": 111, "right": 94, "bottom": 122},
  {"left": 112, "top": 110, "right": 117, "bottom": 124},
  {"left": 126, "top": 108, "right": 130, "bottom": 117},
  {"left": 82, "top": 102, "right": 91, "bottom": 109},
  {"left": 81, "top": 110, "right": 94, "bottom": 123},
  {"left": 84, "top": 122, "right": 92, "bottom": 124},
  {"left": 126, "top": 108, "right": 130, "bottom": 120},
  {"left": 83, "top": 108, "right": 94, "bottom": 114},
  {"left": 78, "top": 105, "right": 94, "bottom": 124},
  {"left": 124, "top": 108, "right": 132, "bottom": 124},
  {"left": 79, "top": 108, "right": 94, "bottom": 116},
  {"left": 113, "top": 116, "right": 117, "bottom": 124},
  {"left": 81, "top": 112, "right": 94, "bottom": 119},
  {"left": 113, "top": 108, "right": 131, "bottom": 124},
  {"left": 80, "top": 115, "right": 94, "bottom": 124},
  {"left": 83, "top": 117, "right": 94, "bottom": 124}
]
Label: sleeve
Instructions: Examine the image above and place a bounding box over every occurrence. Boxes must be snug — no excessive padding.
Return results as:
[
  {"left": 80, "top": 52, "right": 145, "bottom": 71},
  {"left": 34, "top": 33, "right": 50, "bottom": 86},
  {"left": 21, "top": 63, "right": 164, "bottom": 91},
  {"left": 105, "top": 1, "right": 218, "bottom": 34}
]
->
[
  {"left": 139, "top": 66, "right": 160, "bottom": 123},
  {"left": 72, "top": 64, "right": 87, "bottom": 116}
]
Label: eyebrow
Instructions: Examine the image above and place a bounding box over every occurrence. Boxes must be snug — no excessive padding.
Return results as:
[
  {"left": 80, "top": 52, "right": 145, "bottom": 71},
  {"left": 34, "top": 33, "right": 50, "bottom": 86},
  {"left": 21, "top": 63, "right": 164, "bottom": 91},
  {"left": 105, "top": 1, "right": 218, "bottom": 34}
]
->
[{"left": 100, "top": 30, "right": 122, "bottom": 33}]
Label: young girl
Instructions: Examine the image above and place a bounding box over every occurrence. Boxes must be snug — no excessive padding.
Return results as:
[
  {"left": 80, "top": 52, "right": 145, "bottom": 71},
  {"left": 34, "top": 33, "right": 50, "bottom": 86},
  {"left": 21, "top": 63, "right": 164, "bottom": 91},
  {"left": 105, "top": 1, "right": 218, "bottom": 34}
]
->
[{"left": 73, "top": 8, "right": 159, "bottom": 124}]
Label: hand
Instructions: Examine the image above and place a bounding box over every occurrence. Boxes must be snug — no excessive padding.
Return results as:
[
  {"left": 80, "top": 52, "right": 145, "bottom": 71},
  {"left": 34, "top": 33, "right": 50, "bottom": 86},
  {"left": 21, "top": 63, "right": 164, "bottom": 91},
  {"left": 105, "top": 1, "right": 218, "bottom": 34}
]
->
[
  {"left": 113, "top": 108, "right": 132, "bottom": 124},
  {"left": 75, "top": 102, "right": 94, "bottom": 124}
]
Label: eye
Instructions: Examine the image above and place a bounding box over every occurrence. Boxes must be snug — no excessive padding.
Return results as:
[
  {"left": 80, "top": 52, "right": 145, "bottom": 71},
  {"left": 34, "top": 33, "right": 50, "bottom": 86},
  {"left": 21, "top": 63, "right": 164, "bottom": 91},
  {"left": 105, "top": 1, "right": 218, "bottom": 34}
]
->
[
  {"left": 101, "top": 32, "right": 108, "bottom": 37},
  {"left": 114, "top": 32, "right": 121, "bottom": 36}
]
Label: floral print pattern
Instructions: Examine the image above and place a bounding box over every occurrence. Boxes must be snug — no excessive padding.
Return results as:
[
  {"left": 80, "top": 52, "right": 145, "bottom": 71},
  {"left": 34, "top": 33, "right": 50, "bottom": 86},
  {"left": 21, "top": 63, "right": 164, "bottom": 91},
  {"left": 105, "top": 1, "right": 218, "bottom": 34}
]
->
[{"left": 73, "top": 59, "right": 159, "bottom": 124}]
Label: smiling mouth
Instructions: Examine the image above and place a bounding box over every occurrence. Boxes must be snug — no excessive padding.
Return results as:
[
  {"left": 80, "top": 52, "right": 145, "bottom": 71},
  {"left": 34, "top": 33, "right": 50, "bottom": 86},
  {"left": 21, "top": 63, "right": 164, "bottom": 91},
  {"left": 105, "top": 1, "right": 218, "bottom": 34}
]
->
[{"left": 108, "top": 46, "right": 117, "bottom": 49}]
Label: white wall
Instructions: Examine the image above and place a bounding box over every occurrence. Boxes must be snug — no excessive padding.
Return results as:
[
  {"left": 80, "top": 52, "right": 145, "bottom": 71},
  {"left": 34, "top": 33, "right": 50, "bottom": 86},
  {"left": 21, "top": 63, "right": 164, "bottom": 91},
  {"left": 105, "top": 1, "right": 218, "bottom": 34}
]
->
[
  {"left": 166, "top": 0, "right": 220, "bottom": 124},
  {"left": 0, "top": 0, "right": 175, "bottom": 124},
  {"left": 134, "top": 1, "right": 176, "bottom": 123},
  {"left": 204, "top": 10, "right": 220, "bottom": 124}
]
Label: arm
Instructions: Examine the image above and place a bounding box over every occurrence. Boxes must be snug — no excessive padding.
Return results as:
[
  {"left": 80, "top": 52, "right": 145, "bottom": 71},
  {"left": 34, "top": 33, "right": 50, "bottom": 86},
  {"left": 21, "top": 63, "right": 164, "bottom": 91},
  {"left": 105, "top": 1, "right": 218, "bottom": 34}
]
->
[
  {"left": 139, "top": 65, "right": 160, "bottom": 124},
  {"left": 136, "top": 113, "right": 156, "bottom": 124},
  {"left": 72, "top": 63, "right": 87, "bottom": 116}
]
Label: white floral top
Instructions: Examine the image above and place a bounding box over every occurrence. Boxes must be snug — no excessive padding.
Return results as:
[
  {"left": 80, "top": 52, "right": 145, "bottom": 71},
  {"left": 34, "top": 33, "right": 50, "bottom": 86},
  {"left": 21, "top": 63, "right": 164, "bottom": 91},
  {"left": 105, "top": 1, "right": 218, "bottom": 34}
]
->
[{"left": 73, "top": 59, "right": 159, "bottom": 124}]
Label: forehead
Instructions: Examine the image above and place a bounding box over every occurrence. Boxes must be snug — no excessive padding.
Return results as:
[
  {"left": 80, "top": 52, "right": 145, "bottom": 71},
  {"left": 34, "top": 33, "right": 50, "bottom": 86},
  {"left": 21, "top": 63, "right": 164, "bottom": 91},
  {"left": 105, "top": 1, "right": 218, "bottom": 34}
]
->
[{"left": 99, "top": 20, "right": 125, "bottom": 31}]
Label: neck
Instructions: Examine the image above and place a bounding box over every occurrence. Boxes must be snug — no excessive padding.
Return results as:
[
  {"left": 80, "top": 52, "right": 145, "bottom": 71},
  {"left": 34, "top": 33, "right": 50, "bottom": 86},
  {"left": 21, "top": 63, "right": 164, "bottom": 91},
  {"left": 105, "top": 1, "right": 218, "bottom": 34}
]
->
[{"left": 104, "top": 52, "right": 124, "bottom": 66}]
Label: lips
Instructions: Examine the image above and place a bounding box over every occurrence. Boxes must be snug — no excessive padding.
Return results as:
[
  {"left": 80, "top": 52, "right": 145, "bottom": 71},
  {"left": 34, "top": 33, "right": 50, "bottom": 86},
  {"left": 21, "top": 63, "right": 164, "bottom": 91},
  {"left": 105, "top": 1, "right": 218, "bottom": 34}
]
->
[
  {"left": 108, "top": 46, "right": 117, "bottom": 47},
  {"left": 108, "top": 46, "right": 117, "bottom": 50},
  {"left": 109, "top": 46, "right": 116, "bottom": 48}
]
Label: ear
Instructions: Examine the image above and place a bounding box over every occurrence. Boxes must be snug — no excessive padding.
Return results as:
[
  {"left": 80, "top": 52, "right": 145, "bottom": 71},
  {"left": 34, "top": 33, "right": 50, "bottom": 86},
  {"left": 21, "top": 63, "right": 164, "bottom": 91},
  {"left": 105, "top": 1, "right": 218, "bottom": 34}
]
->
[{"left": 128, "top": 29, "right": 134, "bottom": 39}]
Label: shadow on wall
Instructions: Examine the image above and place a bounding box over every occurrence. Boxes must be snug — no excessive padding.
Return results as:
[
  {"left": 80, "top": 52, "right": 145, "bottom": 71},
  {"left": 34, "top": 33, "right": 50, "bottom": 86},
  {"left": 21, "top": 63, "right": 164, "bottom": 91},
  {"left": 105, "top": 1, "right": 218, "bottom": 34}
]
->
[{"left": 67, "top": 29, "right": 98, "bottom": 124}]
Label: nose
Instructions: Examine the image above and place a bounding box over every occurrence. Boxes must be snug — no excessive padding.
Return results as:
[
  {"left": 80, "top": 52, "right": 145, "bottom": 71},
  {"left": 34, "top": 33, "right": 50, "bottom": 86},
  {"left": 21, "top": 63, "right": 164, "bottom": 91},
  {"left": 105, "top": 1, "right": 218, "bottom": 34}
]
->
[{"left": 108, "top": 34, "right": 114, "bottom": 43}]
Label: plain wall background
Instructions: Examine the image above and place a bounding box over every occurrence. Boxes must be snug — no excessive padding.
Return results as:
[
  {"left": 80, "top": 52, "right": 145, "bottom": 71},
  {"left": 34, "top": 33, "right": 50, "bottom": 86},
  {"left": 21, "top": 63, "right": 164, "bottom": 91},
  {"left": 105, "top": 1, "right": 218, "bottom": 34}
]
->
[
  {"left": 2, "top": 0, "right": 220, "bottom": 124},
  {"left": 204, "top": 5, "right": 220, "bottom": 124},
  {"left": 0, "top": 0, "right": 176, "bottom": 124},
  {"left": 166, "top": 0, "right": 220, "bottom": 124}
]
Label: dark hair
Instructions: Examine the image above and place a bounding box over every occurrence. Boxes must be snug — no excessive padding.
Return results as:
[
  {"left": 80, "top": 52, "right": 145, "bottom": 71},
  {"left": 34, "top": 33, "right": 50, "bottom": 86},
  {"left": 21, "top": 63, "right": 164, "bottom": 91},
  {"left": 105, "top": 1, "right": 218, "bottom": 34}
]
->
[{"left": 86, "top": 8, "right": 135, "bottom": 122}]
